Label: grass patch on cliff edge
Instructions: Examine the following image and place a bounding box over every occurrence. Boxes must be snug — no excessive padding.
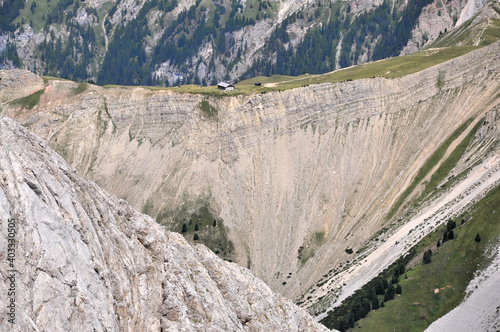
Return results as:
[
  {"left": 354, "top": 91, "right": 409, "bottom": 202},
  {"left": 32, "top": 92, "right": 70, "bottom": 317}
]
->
[
  {"left": 198, "top": 100, "right": 218, "bottom": 119},
  {"left": 235, "top": 46, "right": 479, "bottom": 92},
  {"left": 102, "top": 83, "right": 247, "bottom": 97},
  {"left": 350, "top": 185, "right": 500, "bottom": 332},
  {"left": 11, "top": 89, "right": 44, "bottom": 110},
  {"left": 74, "top": 83, "right": 88, "bottom": 95},
  {"left": 483, "top": 19, "right": 500, "bottom": 45},
  {"left": 100, "top": 46, "right": 479, "bottom": 96}
]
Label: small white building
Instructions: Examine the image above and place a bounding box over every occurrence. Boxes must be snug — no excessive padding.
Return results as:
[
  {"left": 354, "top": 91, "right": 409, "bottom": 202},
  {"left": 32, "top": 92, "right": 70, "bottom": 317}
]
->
[{"left": 217, "top": 82, "right": 234, "bottom": 91}]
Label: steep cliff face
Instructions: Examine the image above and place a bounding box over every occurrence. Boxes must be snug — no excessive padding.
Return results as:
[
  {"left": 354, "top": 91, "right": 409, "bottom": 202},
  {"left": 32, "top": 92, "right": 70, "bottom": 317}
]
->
[
  {"left": 2, "top": 41, "right": 499, "bottom": 302},
  {"left": 0, "top": 116, "right": 330, "bottom": 331}
]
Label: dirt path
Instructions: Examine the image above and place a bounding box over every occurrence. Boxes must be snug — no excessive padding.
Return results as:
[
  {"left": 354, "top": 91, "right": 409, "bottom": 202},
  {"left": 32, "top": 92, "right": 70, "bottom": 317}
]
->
[{"left": 316, "top": 152, "right": 500, "bottom": 321}]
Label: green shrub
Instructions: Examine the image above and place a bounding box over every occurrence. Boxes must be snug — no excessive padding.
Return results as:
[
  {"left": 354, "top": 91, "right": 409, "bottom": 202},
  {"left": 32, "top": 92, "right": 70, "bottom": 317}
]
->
[{"left": 423, "top": 249, "right": 432, "bottom": 264}]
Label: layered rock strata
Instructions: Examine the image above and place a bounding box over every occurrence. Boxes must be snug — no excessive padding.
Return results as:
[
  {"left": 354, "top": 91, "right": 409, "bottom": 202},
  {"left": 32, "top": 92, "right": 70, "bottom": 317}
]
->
[{"left": 1, "top": 41, "right": 500, "bottom": 300}]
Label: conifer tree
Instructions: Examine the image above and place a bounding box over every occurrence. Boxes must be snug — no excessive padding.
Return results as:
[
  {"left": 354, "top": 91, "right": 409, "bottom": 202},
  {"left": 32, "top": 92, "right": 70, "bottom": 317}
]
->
[
  {"left": 423, "top": 249, "right": 432, "bottom": 264},
  {"left": 361, "top": 298, "right": 371, "bottom": 317},
  {"left": 372, "top": 297, "right": 380, "bottom": 310},
  {"left": 348, "top": 312, "right": 355, "bottom": 328},
  {"left": 446, "top": 219, "right": 456, "bottom": 231},
  {"left": 383, "top": 278, "right": 389, "bottom": 290},
  {"left": 375, "top": 277, "right": 385, "bottom": 295},
  {"left": 387, "top": 284, "right": 396, "bottom": 300},
  {"left": 369, "top": 287, "right": 377, "bottom": 302}
]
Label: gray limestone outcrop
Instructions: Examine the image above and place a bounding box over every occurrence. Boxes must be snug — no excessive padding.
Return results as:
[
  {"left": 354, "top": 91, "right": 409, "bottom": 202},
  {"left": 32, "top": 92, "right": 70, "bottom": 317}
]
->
[
  {"left": 0, "top": 69, "right": 44, "bottom": 103},
  {"left": 0, "top": 115, "right": 330, "bottom": 331}
]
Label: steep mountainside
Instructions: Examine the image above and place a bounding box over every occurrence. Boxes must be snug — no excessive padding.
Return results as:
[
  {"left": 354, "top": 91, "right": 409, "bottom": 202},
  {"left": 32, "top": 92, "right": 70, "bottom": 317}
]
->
[
  {"left": 0, "top": 0, "right": 491, "bottom": 85},
  {"left": 0, "top": 115, "right": 330, "bottom": 331},
  {"left": 2, "top": 35, "right": 499, "bottom": 308}
]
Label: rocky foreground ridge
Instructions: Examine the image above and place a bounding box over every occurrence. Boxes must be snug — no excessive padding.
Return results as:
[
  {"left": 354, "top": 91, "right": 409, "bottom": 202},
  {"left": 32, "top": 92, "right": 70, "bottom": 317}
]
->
[{"left": 0, "top": 115, "right": 330, "bottom": 331}]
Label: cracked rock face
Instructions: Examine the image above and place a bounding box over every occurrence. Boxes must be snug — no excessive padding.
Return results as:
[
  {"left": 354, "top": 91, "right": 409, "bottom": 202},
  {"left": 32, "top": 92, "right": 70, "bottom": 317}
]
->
[
  {"left": 0, "top": 69, "right": 44, "bottom": 103},
  {"left": 0, "top": 116, "right": 330, "bottom": 331}
]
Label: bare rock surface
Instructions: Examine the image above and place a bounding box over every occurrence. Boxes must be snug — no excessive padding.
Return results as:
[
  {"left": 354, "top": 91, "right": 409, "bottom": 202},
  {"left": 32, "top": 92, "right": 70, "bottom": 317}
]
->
[
  {"left": 0, "top": 69, "right": 44, "bottom": 103},
  {"left": 456, "top": 0, "right": 492, "bottom": 25},
  {"left": 0, "top": 116, "right": 330, "bottom": 331}
]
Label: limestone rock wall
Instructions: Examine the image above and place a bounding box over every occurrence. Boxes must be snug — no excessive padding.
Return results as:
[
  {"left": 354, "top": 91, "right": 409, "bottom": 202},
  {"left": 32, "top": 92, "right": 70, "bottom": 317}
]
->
[{"left": 0, "top": 69, "right": 44, "bottom": 103}]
